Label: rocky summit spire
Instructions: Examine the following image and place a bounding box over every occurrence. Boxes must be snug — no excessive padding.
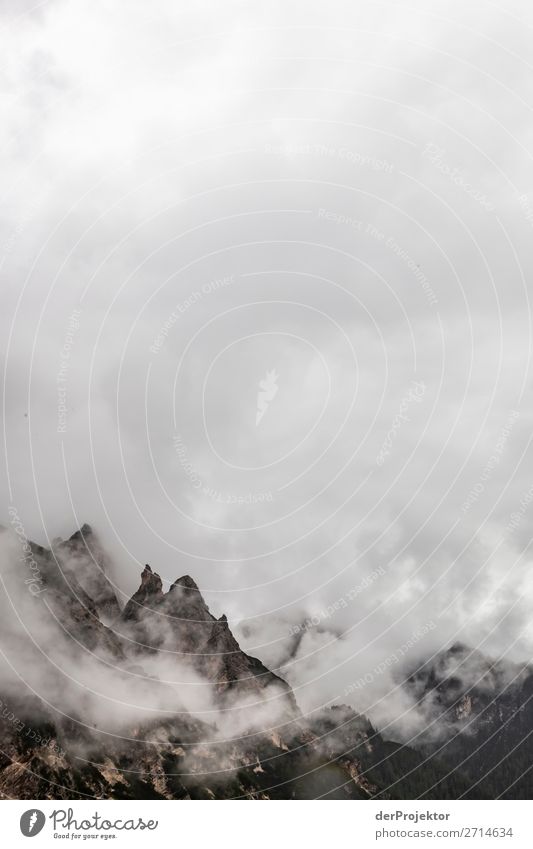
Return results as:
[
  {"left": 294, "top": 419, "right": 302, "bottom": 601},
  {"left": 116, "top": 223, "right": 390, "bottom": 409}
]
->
[
  {"left": 122, "top": 564, "right": 164, "bottom": 620},
  {"left": 52, "top": 523, "right": 121, "bottom": 623},
  {"left": 3, "top": 527, "right": 529, "bottom": 800},
  {"left": 71, "top": 523, "right": 93, "bottom": 539},
  {"left": 171, "top": 574, "right": 200, "bottom": 593},
  {"left": 120, "top": 566, "right": 297, "bottom": 713}
]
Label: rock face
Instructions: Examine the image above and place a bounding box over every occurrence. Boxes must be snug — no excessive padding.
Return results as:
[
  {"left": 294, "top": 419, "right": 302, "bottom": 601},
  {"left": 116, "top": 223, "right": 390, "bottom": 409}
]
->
[
  {"left": 1, "top": 526, "right": 533, "bottom": 799},
  {"left": 52, "top": 524, "right": 122, "bottom": 624},
  {"left": 28, "top": 528, "right": 125, "bottom": 660},
  {"left": 120, "top": 565, "right": 298, "bottom": 713}
]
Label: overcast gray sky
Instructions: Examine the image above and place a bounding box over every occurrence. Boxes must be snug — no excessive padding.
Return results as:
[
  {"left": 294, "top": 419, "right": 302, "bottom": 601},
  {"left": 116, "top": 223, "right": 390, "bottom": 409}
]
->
[{"left": 2, "top": 0, "right": 533, "bottom": 728}]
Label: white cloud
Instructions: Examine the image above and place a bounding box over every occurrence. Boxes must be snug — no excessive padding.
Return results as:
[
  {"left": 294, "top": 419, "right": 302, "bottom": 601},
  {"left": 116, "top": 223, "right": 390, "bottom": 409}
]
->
[{"left": 2, "top": 0, "right": 533, "bottom": 729}]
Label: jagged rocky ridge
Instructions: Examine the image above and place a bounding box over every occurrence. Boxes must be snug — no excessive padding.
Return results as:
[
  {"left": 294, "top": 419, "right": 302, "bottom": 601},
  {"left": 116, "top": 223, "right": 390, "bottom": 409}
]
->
[{"left": 0, "top": 525, "right": 531, "bottom": 799}]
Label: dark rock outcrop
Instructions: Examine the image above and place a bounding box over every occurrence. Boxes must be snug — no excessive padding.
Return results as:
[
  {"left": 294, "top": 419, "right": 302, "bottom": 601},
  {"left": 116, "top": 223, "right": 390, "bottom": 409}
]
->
[
  {"left": 52, "top": 524, "right": 122, "bottom": 623},
  {"left": 403, "top": 643, "right": 533, "bottom": 798}
]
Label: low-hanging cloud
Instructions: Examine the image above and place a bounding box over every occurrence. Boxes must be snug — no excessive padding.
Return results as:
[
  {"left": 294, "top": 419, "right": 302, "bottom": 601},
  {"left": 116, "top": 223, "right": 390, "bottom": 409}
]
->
[{"left": 1, "top": 0, "right": 533, "bottom": 741}]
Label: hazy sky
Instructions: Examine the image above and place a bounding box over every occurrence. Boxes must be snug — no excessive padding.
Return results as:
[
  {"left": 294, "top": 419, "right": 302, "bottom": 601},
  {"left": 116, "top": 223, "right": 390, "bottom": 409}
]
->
[{"left": 2, "top": 0, "right": 533, "bottom": 726}]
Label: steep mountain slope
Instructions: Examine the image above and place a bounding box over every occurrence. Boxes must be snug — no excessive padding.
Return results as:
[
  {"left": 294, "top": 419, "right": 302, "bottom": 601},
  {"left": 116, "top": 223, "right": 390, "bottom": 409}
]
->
[{"left": 53, "top": 524, "right": 122, "bottom": 624}]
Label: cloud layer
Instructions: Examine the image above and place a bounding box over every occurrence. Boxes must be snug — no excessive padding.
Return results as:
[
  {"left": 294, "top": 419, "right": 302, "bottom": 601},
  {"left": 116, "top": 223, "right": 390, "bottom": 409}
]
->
[{"left": 1, "top": 0, "right": 533, "bottom": 731}]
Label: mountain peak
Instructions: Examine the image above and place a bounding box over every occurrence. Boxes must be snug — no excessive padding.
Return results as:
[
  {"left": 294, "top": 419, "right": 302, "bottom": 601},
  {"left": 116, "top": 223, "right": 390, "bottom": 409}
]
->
[
  {"left": 171, "top": 574, "right": 200, "bottom": 593},
  {"left": 120, "top": 570, "right": 297, "bottom": 714},
  {"left": 122, "top": 564, "right": 163, "bottom": 621},
  {"left": 447, "top": 641, "right": 470, "bottom": 656},
  {"left": 68, "top": 523, "right": 93, "bottom": 541},
  {"left": 140, "top": 564, "right": 162, "bottom": 592}
]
